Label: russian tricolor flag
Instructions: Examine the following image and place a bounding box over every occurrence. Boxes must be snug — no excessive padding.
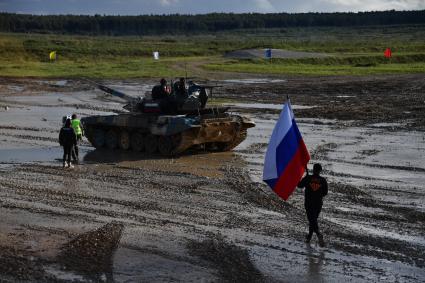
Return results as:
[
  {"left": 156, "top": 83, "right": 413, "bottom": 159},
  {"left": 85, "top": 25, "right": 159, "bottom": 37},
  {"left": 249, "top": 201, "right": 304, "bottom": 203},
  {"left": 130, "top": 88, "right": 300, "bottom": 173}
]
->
[{"left": 263, "top": 100, "right": 310, "bottom": 200}]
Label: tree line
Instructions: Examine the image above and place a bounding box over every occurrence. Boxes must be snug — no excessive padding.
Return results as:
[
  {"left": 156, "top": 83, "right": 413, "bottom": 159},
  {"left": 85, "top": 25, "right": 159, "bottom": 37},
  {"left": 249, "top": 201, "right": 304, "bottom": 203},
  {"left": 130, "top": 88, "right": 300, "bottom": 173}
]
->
[{"left": 0, "top": 10, "right": 424, "bottom": 35}]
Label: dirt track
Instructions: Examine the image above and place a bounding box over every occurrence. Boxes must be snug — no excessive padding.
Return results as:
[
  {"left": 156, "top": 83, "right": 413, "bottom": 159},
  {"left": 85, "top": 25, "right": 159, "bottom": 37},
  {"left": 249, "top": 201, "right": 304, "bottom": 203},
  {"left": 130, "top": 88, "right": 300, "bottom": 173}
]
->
[{"left": 0, "top": 75, "right": 424, "bottom": 282}]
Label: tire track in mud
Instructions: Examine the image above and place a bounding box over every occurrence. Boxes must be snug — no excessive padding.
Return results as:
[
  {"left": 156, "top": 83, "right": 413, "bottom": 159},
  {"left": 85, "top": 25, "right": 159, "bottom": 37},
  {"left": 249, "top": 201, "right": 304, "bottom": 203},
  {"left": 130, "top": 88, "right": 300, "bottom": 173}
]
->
[
  {"left": 0, "top": 164, "right": 261, "bottom": 232},
  {"left": 0, "top": 98, "right": 122, "bottom": 114},
  {"left": 326, "top": 158, "right": 425, "bottom": 173},
  {"left": 0, "top": 125, "right": 56, "bottom": 133},
  {"left": 319, "top": 180, "right": 425, "bottom": 268},
  {"left": 0, "top": 160, "right": 423, "bottom": 281},
  {"left": 0, "top": 133, "right": 57, "bottom": 143},
  {"left": 284, "top": 137, "right": 425, "bottom": 269},
  {"left": 0, "top": 76, "right": 424, "bottom": 281}
]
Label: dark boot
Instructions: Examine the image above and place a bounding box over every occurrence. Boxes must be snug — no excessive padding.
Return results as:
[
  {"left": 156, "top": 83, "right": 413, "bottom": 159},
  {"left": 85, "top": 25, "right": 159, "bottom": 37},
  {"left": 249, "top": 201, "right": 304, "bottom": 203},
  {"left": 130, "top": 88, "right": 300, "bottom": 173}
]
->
[
  {"left": 305, "top": 233, "right": 313, "bottom": 244},
  {"left": 317, "top": 233, "right": 325, "bottom": 247}
]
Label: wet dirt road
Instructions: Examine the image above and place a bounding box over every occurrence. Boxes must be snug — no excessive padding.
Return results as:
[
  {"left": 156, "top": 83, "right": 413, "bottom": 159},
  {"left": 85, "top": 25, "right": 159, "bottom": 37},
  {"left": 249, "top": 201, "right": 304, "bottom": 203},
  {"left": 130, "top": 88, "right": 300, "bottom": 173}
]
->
[{"left": 0, "top": 76, "right": 424, "bottom": 282}]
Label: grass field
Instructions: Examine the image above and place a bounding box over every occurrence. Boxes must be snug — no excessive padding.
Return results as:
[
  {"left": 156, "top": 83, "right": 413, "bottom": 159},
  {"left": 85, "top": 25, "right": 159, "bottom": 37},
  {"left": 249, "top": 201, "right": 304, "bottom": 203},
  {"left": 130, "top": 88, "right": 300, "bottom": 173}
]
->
[{"left": 0, "top": 25, "right": 424, "bottom": 78}]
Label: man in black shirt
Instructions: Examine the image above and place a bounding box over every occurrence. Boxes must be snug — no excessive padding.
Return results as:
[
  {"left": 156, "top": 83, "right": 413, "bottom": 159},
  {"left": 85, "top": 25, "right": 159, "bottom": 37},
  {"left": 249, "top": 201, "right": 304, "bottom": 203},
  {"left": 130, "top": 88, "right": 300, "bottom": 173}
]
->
[
  {"left": 152, "top": 78, "right": 170, "bottom": 101},
  {"left": 59, "top": 118, "right": 77, "bottom": 168},
  {"left": 298, "top": 163, "right": 328, "bottom": 247}
]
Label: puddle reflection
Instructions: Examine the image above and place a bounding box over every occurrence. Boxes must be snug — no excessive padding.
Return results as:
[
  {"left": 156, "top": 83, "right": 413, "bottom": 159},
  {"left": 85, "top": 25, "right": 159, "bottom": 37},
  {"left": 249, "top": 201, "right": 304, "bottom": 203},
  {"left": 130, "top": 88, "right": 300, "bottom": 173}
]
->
[
  {"left": 83, "top": 149, "right": 173, "bottom": 164},
  {"left": 306, "top": 245, "right": 325, "bottom": 282}
]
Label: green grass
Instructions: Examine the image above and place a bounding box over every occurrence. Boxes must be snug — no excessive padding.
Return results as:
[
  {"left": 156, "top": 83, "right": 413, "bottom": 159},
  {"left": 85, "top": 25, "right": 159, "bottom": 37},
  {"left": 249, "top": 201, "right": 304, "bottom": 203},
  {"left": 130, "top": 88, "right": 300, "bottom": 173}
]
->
[
  {"left": 204, "top": 53, "right": 425, "bottom": 75},
  {"left": 205, "top": 61, "right": 425, "bottom": 76},
  {"left": 0, "top": 24, "right": 424, "bottom": 78},
  {"left": 0, "top": 57, "right": 193, "bottom": 78}
]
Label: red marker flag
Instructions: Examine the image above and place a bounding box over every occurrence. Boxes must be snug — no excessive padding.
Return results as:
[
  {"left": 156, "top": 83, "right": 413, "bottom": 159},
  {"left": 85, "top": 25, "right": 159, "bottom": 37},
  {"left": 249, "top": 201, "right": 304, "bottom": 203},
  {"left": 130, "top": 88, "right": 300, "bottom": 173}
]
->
[{"left": 384, "top": 48, "right": 392, "bottom": 58}]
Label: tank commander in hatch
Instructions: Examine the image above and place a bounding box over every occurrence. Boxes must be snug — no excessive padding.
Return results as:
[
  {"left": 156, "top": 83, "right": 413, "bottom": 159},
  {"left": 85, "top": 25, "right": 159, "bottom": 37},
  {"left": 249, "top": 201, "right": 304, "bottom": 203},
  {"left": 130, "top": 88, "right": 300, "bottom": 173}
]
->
[
  {"left": 152, "top": 78, "right": 171, "bottom": 101},
  {"left": 174, "top": 77, "right": 189, "bottom": 108},
  {"left": 175, "top": 78, "right": 188, "bottom": 99},
  {"left": 151, "top": 78, "right": 177, "bottom": 114}
]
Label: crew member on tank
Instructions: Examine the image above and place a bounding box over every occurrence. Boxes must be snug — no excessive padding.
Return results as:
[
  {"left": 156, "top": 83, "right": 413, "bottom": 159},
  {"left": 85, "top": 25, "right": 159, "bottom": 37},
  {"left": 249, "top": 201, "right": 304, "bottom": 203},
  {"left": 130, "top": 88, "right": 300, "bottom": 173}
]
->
[
  {"left": 174, "top": 77, "right": 188, "bottom": 108},
  {"left": 152, "top": 78, "right": 171, "bottom": 100},
  {"left": 298, "top": 163, "right": 328, "bottom": 247},
  {"left": 175, "top": 78, "right": 188, "bottom": 99},
  {"left": 71, "top": 113, "right": 83, "bottom": 163},
  {"left": 59, "top": 118, "right": 77, "bottom": 168}
]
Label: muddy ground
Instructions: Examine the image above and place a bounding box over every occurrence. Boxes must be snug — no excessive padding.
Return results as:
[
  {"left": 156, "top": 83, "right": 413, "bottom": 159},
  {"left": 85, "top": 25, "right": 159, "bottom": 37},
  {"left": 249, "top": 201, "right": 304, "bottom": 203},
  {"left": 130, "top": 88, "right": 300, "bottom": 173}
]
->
[{"left": 0, "top": 74, "right": 424, "bottom": 282}]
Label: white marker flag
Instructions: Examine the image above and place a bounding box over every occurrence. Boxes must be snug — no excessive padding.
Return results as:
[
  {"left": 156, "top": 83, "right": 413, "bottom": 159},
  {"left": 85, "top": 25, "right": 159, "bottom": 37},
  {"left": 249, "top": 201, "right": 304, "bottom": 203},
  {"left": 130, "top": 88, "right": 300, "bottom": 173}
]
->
[{"left": 153, "top": 51, "right": 160, "bottom": 60}]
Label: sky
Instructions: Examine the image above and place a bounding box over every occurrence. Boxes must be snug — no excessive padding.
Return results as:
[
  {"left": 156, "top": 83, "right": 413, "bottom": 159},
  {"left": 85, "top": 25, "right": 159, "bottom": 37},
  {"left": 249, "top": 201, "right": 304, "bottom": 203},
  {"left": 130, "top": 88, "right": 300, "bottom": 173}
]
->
[{"left": 0, "top": 0, "right": 424, "bottom": 15}]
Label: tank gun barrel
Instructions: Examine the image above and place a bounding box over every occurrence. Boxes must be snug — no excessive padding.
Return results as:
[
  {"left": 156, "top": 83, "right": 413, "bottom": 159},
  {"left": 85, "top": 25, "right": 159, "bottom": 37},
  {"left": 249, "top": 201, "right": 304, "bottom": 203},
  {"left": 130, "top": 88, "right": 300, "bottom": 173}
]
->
[{"left": 82, "top": 78, "right": 136, "bottom": 103}]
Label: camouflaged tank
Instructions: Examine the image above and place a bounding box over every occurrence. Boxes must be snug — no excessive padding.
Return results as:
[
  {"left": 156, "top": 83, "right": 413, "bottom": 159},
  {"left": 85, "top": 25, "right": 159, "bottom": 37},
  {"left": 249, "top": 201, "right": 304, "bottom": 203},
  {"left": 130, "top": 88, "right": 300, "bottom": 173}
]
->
[{"left": 81, "top": 81, "right": 255, "bottom": 156}]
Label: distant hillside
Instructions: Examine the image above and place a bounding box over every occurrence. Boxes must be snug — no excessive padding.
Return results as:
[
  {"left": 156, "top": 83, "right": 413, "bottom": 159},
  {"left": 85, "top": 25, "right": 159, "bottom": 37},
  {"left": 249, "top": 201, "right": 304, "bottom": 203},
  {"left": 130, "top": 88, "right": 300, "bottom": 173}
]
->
[{"left": 0, "top": 10, "right": 424, "bottom": 35}]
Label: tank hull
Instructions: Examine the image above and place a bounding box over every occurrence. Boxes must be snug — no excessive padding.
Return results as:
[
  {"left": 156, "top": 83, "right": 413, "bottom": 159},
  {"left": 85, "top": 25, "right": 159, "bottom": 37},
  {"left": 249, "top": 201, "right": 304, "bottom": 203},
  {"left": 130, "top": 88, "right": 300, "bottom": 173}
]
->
[{"left": 81, "top": 112, "right": 254, "bottom": 156}]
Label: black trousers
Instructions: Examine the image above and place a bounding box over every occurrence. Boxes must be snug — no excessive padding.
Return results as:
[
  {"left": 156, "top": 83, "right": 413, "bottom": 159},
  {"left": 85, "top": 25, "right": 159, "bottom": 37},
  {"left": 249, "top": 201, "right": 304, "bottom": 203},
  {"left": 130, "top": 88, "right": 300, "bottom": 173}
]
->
[
  {"left": 72, "top": 143, "right": 79, "bottom": 160},
  {"left": 305, "top": 202, "right": 322, "bottom": 236},
  {"left": 72, "top": 134, "right": 82, "bottom": 160},
  {"left": 63, "top": 145, "right": 72, "bottom": 164}
]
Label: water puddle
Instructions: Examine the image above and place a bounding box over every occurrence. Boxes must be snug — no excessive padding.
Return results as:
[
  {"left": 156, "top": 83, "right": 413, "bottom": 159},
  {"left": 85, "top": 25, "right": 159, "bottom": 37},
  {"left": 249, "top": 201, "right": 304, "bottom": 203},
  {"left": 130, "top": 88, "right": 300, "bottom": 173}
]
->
[
  {"left": 369, "top": 122, "right": 406, "bottom": 128},
  {"left": 44, "top": 266, "right": 86, "bottom": 282},
  {"left": 106, "top": 82, "right": 153, "bottom": 98},
  {"left": 7, "top": 85, "right": 25, "bottom": 92},
  {"left": 330, "top": 218, "right": 425, "bottom": 246},
  {"left": 0, "top": 147, "right": 90, "bottom": 164},
  {"left": 223, "top": 78, "right": 287, "bottom": 84},
  {"left": 226, "top": 102, "right": 313, "bottom": 110}
]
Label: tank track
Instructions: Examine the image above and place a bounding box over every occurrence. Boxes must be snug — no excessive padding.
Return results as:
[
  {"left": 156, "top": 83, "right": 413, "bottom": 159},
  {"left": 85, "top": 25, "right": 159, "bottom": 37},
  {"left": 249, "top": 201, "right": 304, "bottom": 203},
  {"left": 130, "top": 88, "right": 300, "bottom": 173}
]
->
[
  {"left": 84, "top": 115, "right": 250, "bottom": 155},
  {"left": 217, "top": 128, "right": 247, "bottom": 152},
  {"left": 171, "top": 131, "right": 195, "bottom": 155}
]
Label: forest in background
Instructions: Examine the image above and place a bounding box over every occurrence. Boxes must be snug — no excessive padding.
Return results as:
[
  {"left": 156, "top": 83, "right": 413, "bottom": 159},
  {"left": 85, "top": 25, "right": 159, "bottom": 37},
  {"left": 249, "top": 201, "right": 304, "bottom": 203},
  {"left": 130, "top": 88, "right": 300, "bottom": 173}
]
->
[{"left": 0, "top": 10, "right": 424, "bottom": 35}]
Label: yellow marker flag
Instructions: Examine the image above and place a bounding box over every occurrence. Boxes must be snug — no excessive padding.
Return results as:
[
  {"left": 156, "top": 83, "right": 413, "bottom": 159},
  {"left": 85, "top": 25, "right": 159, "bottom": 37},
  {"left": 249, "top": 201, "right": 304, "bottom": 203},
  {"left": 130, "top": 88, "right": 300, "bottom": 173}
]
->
[{"left": 49, "top": 51, "right": 57, "bottom": 61}]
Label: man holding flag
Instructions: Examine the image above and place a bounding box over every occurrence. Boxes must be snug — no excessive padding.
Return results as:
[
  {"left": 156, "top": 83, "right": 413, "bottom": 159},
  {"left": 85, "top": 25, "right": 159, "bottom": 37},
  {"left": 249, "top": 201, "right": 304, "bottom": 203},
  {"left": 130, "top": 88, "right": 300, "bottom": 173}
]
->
[
  {"left": 298, "top": 163, "right": 328, "bottom": 246},
  {"left": 263, "top": 99, "right": 327, "bottom": 246}
]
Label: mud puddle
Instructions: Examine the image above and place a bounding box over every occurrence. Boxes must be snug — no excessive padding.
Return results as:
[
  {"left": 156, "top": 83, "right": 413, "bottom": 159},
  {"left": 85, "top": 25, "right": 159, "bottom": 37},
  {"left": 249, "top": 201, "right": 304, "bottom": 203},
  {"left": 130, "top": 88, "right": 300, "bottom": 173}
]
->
[
  {"left": 222, "top": 78, "right": 287, "bottom": 84},
  {"left": 225, "top": 102, "right": 314, "bottom": 110},
  {"left": 0, "top": 146, "right": 91, "bottom": 164},
  {"left": 0, "top": 147, "right": 62, "bottom": 164}
]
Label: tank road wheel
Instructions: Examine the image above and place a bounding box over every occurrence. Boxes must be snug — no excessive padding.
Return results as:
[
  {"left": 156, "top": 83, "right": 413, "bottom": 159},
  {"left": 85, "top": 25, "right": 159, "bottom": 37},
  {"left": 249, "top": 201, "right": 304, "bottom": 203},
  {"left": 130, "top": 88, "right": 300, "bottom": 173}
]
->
[
  {"left": 216, "top": 129, "right": 248, "bottom": 152},
  {"left": 93, "top": 129, "right": 105, "bottom": 148},
  {"left": 118, "top": 130, "right": 131, "bottom": 150},
  {"left": 130, "top": 132, "right": 145, "bottom": 152},
  {"left": 158, "top": 134, "right": 182, "bottom": 156},
  {"left": 158, "top": 136, "right": 172, "bottom": 156},
  {"left": 145, "top": 134, "right": 158, "bottom": 154},
  {"left": 105, "top": 129, "right": 119, "bottom": 150}
]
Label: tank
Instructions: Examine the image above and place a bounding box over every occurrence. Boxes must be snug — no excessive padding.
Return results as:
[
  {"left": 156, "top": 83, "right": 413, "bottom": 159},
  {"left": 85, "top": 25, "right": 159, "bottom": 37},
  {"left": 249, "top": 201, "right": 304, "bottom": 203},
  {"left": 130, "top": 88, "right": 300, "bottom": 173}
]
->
[{"left": 81, "top": 80, "right": 255, "bottom": 156}]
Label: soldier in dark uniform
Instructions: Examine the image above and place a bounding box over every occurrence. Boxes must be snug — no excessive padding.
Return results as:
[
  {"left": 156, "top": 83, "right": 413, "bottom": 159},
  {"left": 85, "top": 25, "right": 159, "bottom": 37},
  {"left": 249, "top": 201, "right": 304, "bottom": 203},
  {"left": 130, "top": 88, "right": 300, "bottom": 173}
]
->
[
  {"left": 298, "top": 163, "right": 328, "bottom": 247},
  {"left": 152, "top": 78, "right": 170, "bottom": 100},
  {"left": 174, "top": 77, "right": 188, "bottom": 108},
  {"left": 175, "top": 78, "right": 188, "bottom": 98},
  {"left": 59, "top": 118, "right": 77, "bottom": 168},
  {"left": 151, "top": 78, "right": 177, "bottom": 114}
]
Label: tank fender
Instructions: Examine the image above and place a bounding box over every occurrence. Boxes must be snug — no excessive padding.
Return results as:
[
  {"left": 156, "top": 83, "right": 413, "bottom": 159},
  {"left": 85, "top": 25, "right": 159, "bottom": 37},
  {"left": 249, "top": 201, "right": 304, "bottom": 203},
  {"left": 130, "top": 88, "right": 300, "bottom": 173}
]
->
[
  {"left": 151, "top": 116, "right": 201, "bottom": 136},
  {"left": 240, "top": 116, "right": 256, "bottom": 128}
]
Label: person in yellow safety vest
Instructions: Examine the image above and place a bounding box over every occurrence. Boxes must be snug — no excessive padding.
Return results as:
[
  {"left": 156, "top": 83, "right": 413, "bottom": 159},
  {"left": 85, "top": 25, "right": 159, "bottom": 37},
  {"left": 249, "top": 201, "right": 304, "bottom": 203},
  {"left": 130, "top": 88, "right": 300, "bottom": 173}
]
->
[{"left": 71, "top": 113, "right": 83, "bottom": 163}]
